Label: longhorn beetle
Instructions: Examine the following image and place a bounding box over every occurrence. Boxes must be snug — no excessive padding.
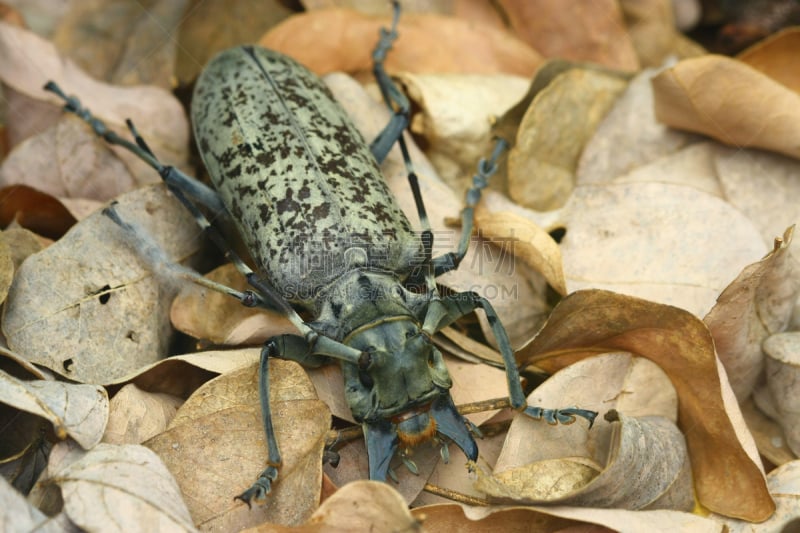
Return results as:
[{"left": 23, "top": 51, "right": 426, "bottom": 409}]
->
[{"left": 45, "top": 2, "right": 596, "bottom": 505}]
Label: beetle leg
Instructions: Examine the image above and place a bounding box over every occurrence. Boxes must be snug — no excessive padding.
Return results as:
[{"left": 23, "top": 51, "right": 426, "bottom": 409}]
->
[
  {"left": 424, "top": 291, "right": 598, "bottom": 428},
  {"left": 431, "top": 138, "right": 508, "bottom": 277}
]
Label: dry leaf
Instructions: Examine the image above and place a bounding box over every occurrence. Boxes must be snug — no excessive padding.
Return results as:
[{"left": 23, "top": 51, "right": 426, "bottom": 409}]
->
[
  {"left": 762, "top": 332, "right": 800, "bottom": 456},
  {"left": 413, "top": 503, "right": 724, "bottom": 533},
  {"left": 619, "top": 0, "right": 694, "bottom": 67},
  {"left": 516, "top": 290, "right": 774, "bottom": 521},
  {"left": 146, "top": 360, "right": 329, "bottom": 529},
  {"left": 37, "top": 442, "right": 196, "bottom": 532},
  {"left": 2, "top": 184, "right": 203, "bottom": 383},
  {"left": 577, "top": 68, "right": 700, "bottom": 186},
  {"left": 714, "top": 146, "right": 800, "bottom": 244},
  {"left": 507, "top": 68, "right": 627, "bottom": 210},
  {"left": 175, "top": 0, "right": 294, "bottom": 84},
  {"left": 0, "top": 235, "right": 12, "bottom": 305},
  {"left": 52, "top": 0, "right": 188, "bottom": 88},
  {"left": 652, "top": 55, "right": 800, "bottom": 160},
  {"left": 0, "top": 115, "right": 139, "bottom": 201},
  {"left": 0, "top": 368, "right": 108, "bottom": 449},
  {"left": 560, "top": 182, "right": 767, "bottom": 317},
  {"left": 740, "top": 398, "right": 796, "bottom": 467},
  {"left": 0, "top": 21, "right": 189, "bottom": 182},
  {"left": 473, "top": 206, "right": 566, "bottom": 295},
  {"left": 1, "top": 227, "right": 43, "bottom": 271},
  {"left": 704, "top": 227, "right": 798, "bottom": 400},
  {"left": 396, "top": 72, "right": 529, "bottom": 193},
  {"left": 0, "top": 185, "right": 77, "bottom": 239},
  {"left": 737, "top": 26, "right": 800, "bottom": 93},
  {"left": 171, "top": 262, "right": 297, "bottom": 345},
  {"left": 102, "top": 384, "right": 182, "bottom": 445},
  {"left": 0, "top": 475, "right": 72, "bottom": 533},
  {"left": 496, "top": 0, "right": 639, "bottom": 71},
  {"left": 260, "top": 9, "right": 542, "bottom": 77},
  {"left": 478, "top": 353, "right": 690, "bottom": 509},
  {"left": 714, "top": 460, "right": 800, "bottom": 532}
]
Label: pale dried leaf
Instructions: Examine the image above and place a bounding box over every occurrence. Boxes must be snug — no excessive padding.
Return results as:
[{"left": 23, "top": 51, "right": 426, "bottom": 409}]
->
[
  {"left": 474, "top": 206, "right": 566, "bottom": 295},
  {"left": 652, "top": 55, "right": 800, "bottom": 160},
  {"left": 517, "top": 290, "right": 774, "bottom": 521},
  {"left": 0, "top": 114, "right": 139, "bottom": 200},
  {"left": 704, "top": 227, "right": 798, "bottom": 400},
  {"left": 2, "top": 185, "right": 202, "bottom": 383},
  {"left": 170, "top": 262, "right": 297, "bottom": 345},
  {"left": 714, "top": 146, "right": 800, "bottom": 244},
  {"left": 0, "top": 235, "right": 13, "bottom": 304},
  {"left": 507, "top": 68, "right": 627, "bottom": 210},
  {"left": 102, "top": 384, "right": 182, "bottom": 445},
  {"left": 52, "top": 0, "right": 187, "bottom": 88},
  {"left": 437, "top": 326, "right": 503, "bottom": 366},
  {"left": 0, "top": 475, "right": 71, "bottom": 533},
  {"left": 1, "top": 227, "right": 43, "bottom": 271},
  {"left": 146, "top": 360, "right": 329, "bottom": 528},
  {"left": 740, "top": 398, "right": 796, "bottom": 467},
  {"left": 737, "top": 26, "right": 800, "bottom": 93},
  {"left": 306, "top": 480, "right": 415, "bottom": 532},
  {"left": 560, "top": 182, "right": 767, "bottom": 317},
  {"left": 619, "top": 0, "right": 688, "bottom": 67},
  {"left": 58, "top": 197, "right": 103, "bottom": 221},
  {"left": 577, "top": 68, "right": 700, "bottom": 186},
  {"left": 763, "top": 332, "right": 800, "bottom": 456},
  {"left": 0, "top": 21, "right": 189, "bottom": 181},
  {"left": 396, "top": 72, "right": 528, "bottom": 193},
  {"left": 415, "top": 503, "right": 723, "bottom": 533},
  {"left": 261, "top": 9, "right": 542, "bottom": 77},
  {"left": 715, "top": 460, "right": 800, "bottom": 532},
  {"left": 497, "top": 0, "right": 639, "bottom": 70},
  {"left": 48, "top": 443, "right": 196, "bottom": 532},
  {"left": 0, "top": 368, "right": 108, "bottom": 448}
]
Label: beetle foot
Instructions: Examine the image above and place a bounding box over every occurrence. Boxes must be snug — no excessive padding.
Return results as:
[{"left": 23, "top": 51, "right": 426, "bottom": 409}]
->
[
  {"left": 523, "top": 406, "right": 598, "bottom": 429},
  {"left": 235, "top": 465, "right": 278, "bottom": 508}
]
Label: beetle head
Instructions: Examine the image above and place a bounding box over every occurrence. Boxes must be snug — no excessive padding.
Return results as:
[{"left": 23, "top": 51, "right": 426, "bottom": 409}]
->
[{"left": 342, "top": 317, "right": 478, "bottom": 480}]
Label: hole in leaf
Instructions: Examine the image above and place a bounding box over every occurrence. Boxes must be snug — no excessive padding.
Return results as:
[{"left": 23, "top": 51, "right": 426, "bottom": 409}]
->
[
  {"left": 549, "top": 227, "right": 566, "bottom": 243},
  {"left": 126, "top": 331, "right": 138, "bottom": 343},
  {"left": 98, "top": 284, "right": 111, "bottom": 304},
  {"left": 63, "top": 359, "right": 74, "bottom": 372}
]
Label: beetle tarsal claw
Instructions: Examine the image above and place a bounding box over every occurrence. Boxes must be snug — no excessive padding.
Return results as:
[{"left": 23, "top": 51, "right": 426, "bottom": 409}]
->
[{"left": 235, "top": 465, "right": 279, "bottom": 508}]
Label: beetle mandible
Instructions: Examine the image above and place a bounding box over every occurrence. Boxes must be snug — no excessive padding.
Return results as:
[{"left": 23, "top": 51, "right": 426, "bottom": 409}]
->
[{"left": 44, "top": 1, "right": 596, "bottom": 505}]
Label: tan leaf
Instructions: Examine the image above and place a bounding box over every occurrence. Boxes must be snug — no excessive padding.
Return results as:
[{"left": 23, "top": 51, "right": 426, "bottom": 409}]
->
[
  {"left": 412, "top": 503, "right": 724, "bottom": 533},
  {"left": 652, "top": 55, "right": 800, "bottom": 160},
  {"left": 0, "top": 475, "right": 72, "bottom": 532},
  {"left": 714, "top": 460, "right": 800, "bottom": 532},
  {"left": 170, "top": 262, "right": 297, "bottom": 346},
  {"left": 560, "top": 182, "right": 767, "bottom": 317},
  {"left": 52, "top": 0, "right": 188, "bottom": 88},
  {"left": 516, "top": 290, "right": 774, "bottom": 521},
  {"left": 146, "top": 360, "right": 329, "bottom": 529},
  {"left": 762, "top": 332, "right": 800, "bottom": 456},
  {"left": 102, "top": 384, "right": 182, "bottom": 445},
  {"left": 577, "top": 68, "right": 700, "bottom": 186},
  {"left": 260, "top": 9, "right": 542, "bottom": 77},
  {"left": 473, "top": 206, "right": 566, "bottom": 295},
  {"left": 396, "top": 72, "right": 528, "bottom": 193},
  {"left": 619, "top": 0, "right": 700, "bottom": 67},
  {"left": 1, "top": 227, "right": 43, "bottom": 271},
  {"left": 0, "top": 116, "right": 139, "bottom": 200},
  {"left": 0, "top": 234, "right": 13, "bottom": 305},
  {"left": 497, "top": 0, "right": 639, "bottom": 71},
  {"left": 41, "top": 442, "right": 196, "bottom": 532},
  {"left": 0, "top": 368, "right": 108, "bottom": 449},
  {"left": 704, "top": 227, "right": 798, "bottom": 400},
  {"left": 507, "top": 68, "right": 627, "bottom": 210},
  {"left": 737, "top": 26, "right": 800, "bottom": 93},
  {"left": 174, "top": 0, "right": 294, "bottom": 84},
  {"left": 0, "top": 21, "right": 189, "bottom": 181},
  {"left": 2, "top": 184, "right": 202, "bottom": 383}
]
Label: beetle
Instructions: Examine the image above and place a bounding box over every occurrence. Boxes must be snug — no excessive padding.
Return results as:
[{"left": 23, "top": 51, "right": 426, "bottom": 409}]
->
[{"left": 44, "top": 2, "right": 596, "bottom": 505}]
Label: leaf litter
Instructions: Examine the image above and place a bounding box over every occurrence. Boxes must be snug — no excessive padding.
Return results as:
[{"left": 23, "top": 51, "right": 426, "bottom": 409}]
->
[{"left": 2, "top": 1, "right": 800, "bottom": 531}]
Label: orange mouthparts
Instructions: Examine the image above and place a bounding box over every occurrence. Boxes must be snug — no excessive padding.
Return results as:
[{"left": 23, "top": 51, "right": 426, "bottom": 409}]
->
[{"left": 393, "top": 403, "right": 437, "bottom": 447}]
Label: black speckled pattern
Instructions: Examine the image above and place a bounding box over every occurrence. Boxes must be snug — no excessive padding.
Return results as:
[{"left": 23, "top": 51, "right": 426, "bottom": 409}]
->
[{"left": 192, "top": 46, "right": 422, "bottom": 309}]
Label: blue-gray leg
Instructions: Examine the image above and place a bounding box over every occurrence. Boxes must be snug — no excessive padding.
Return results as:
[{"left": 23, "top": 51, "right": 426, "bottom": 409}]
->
[{"left": 423, "top": 292, "right": 597, "bottom": 427}]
